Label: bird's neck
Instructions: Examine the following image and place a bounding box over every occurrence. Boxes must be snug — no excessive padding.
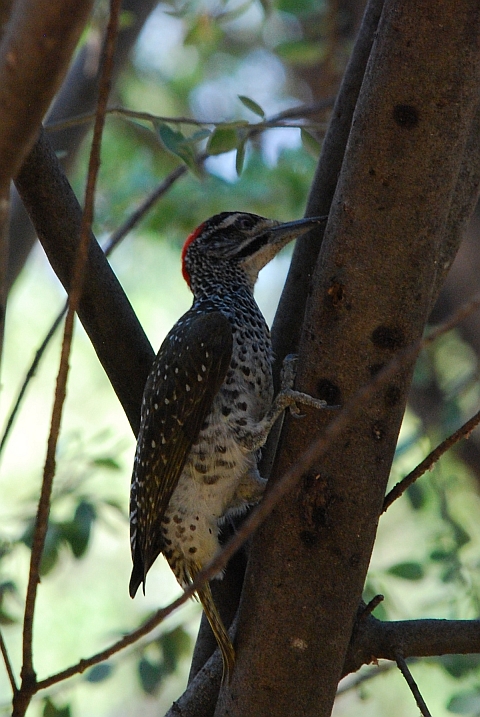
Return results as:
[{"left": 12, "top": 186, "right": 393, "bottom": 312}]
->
[{"left": 190, "top": 267, "right": 256, "bottom": 304}]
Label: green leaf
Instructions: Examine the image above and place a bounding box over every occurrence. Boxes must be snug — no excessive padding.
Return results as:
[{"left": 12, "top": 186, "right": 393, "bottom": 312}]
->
[
  {"left": 160, "top": 627, "right": 192, "bottom": 673},
  {"left": 452, "top": 521, "right": 471, "bottom": 549},
  {"left": 277, "top": 0, "right": 319, "bottom": 15},
  {"left": 156, "top": 123, "right": 186, "bottom": 154},
  {"left": 387, "top": 561, "right": 425, "bottom": 580},
  {"left": 85, "top": 663, "right": 114, "bottom": 683},
  {"left": 39, "top": 523, "right": 62, "bottom": 576},
  {"left": 61, "top": 501, "right": 96, "bottom": 559},
  {"left": 238, "top": 95, "right": 265, "bottom": 119},
  {"left": 156, "top": 123, "right": 201, "bottom": 176},
  {"left": 429, "top": 548, "right": 451, "bottom": 562},
  {"left": 301, "top": 128, "right": 321, "bottom": 157},
  {"left": 406, "top": 482, "right": 426, "bottom": 510},
  {"left": 207, "top": 127, "right": 239, "bottom": 155},
  {"left": 119, "top": 10, "right": 135, "bottom": 29},
  {"left": 236, "top": 138, "right": 247, "bottom": 175},
  {"left": 92, "top": 456, "right": 121, "bottom": 471},
  {"left": 0, "top": 608, "right": 16, "bottom": 625},
  {"left": 189, "top": 128, "right": 211, "bottom": 142},
  {"left": 448, "top": 689, "right": 480, "bottom": 714},
  {"left": 43, "top": 698, "right": 71, "bottom": 717},
  {"left": 440, "top": 655, "right": 480, "bottom": 679},
  {"left": 138, "top": 657, "right": 164, "bottom": 695}
]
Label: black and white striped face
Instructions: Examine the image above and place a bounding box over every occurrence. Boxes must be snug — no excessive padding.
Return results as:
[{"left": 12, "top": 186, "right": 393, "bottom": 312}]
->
[{"left": 182, "top": 211, "right": 322, "bottom": 291}]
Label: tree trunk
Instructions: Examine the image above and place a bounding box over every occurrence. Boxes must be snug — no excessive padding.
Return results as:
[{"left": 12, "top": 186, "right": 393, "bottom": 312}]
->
[{"left": 216, "top": 1, "right": 480, "bottom": 715}]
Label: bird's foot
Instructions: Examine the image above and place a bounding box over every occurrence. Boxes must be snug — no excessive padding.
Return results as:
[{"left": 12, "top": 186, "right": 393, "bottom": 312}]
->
[
  {"left": 276, "top": 387, "right": 328, "bottom": 418},
  {"left": 280, "top": 353, "right": 299, "bottom": 391}
]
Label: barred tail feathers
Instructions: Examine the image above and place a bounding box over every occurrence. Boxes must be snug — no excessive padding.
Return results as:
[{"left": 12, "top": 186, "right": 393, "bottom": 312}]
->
[{"left": 190, "top": 562, "right": 235, "bottom": 682}]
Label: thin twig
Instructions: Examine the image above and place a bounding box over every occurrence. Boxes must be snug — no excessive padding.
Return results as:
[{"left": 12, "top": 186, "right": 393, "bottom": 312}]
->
[
  {"left": 45, "top": 98, "right": 335, "bottom": 133},
  {"left": 394, "top": 651, "right": 432, "bottom": 717},
  {"left": 17, "top": 1, "right": 121, "bottom": 710},
  {"left": 31, "top": 290, "right": 480, "bottom": 694},
  {"left": 102, "top": 164, "right": 186, "bottom": 255},
  {"left": 382, "top": 406, "right": 480, "bottom": 512},
  {"left": 0, "top": 627, "right": 17, "bottom": 695},
  {"left": 0, "top": 305, "right": 66, "bottom": 458},
  {"left": 360, "top": 595, "right": 384, "bottom": 621}
]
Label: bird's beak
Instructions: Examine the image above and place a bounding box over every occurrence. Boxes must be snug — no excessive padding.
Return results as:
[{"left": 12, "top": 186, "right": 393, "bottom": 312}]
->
[
  {"left": 239, "top": 215, "right": 327, "bottom": 281},
  {"left": 267, "top": 215, "right": 327, "bottom": 248}
]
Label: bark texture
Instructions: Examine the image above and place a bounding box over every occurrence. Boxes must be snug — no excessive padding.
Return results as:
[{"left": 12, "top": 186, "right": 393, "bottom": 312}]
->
[{"left": 216, "top": 2, "right": 480, "bottom": 716}]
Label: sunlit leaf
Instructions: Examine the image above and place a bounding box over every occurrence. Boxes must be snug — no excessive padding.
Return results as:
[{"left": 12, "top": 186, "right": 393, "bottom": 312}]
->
[
  {"left": 207, "top": 127, "right": 238, "bottom": 155},
  {"left": 387, "top": 562, "right": 424, "bottom": 580},
  {"left": 238, "top": 95, "right": 265, "bottom": 119}
]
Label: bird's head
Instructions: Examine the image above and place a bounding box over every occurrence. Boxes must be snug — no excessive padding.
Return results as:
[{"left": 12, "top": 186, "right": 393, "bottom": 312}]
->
[{"left": 181, "top": 211, "right": 325, "bottom": 293}]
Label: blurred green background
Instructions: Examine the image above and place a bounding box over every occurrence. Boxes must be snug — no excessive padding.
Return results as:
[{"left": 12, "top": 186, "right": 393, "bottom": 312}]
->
[{"left": 2, "top": 1, "right": 480, "bottom": 715}]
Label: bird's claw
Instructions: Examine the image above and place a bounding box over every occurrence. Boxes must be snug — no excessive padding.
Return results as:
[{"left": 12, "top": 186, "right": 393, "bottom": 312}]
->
[{"left": 280, "top": 354, "right": 299, "bottom": 392}]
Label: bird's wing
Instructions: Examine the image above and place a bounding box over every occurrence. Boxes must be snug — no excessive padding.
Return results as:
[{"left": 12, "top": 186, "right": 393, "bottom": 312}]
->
[{"left": 129, "top": 309, "right": 233, "bottom": 596}]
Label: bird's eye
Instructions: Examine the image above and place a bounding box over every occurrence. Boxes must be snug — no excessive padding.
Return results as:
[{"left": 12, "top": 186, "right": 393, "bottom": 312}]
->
[{"left": 236, "top": 215, "right": 256, "bottom": 231}]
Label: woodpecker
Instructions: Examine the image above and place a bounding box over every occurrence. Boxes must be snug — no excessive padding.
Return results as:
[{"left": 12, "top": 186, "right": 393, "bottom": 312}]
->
[{"left": 129, "top": 211, "right": 327, "bottom": 680}]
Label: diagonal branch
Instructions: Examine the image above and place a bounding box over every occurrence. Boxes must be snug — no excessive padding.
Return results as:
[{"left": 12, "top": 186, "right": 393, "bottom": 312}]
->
[
  {"left": 394, "top": 652, "right": 432, "bottom": 717},
  {"left": 14, "top": 127, "right": 155, "bottom": 436},
  {"left": 0, "top": 627, "right": 17, "bottom": 695},
  {"left": 383, "top": 407, "right": 480, "bottom": 511}
]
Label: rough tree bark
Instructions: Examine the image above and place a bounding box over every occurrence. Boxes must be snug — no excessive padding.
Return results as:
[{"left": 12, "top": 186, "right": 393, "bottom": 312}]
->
[{"left": 216, "top": 2, "right": 480, "bottom": 716}]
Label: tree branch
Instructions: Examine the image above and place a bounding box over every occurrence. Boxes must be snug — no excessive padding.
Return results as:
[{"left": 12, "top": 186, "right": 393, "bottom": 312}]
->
[
  {"left": 394, "top": 652, "right": 432, "bottom": 717},
  {"left": 344, "top": 613, "right": 480, "bottom": 675},
  {"left": 0, "top": 627, "right": 17, "bottom": 696},
  {"left": 14, "top": 127, "right": 154, "bottom": 436},
  {"left": 383, "top": 406, "right": 480, "bottom": 511}
]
